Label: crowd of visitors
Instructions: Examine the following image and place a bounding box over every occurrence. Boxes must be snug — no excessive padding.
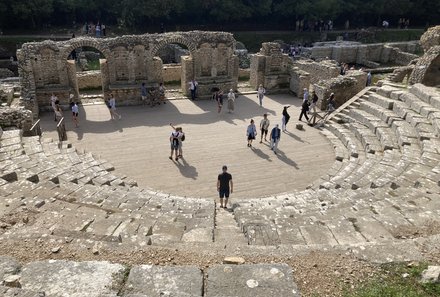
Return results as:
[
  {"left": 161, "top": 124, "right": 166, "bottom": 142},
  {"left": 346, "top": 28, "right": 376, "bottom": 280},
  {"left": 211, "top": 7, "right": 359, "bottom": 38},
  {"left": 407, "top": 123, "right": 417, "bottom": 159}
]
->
[{"left": 83, "top": 22, "right": 107, "bottom": 37}]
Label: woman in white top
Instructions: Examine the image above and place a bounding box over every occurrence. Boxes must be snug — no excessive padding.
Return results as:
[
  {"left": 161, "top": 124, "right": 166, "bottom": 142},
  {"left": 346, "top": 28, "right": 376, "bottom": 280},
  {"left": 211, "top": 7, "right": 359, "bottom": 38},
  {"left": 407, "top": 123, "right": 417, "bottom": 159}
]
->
[{"left": 227, "top": 89, "right": 235, "bottom": 113}]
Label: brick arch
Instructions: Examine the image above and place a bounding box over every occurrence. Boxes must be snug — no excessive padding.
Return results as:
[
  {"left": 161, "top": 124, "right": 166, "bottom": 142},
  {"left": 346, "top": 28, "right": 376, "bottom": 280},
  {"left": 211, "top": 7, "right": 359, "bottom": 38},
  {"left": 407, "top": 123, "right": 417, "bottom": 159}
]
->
[
  {"left": 62, "top": 37, "right": 111, "bottom": 60},
  {"left": 150, "top": 36, "right": 197, "bottom": 57}
]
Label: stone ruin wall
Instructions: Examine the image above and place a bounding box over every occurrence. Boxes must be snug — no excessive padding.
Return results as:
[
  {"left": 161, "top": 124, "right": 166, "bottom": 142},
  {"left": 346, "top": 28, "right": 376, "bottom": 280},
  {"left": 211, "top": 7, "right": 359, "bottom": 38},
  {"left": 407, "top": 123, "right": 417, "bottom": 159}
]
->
[
  {"left": 313, "top": 70, "right": 367, "bottom": 110},
  {"left": 17, "top": 31, "right": 239, "bottom": 110},
  {"left": 0, "top": 106, "right": 33, "bottom": 132},
  {"left": 304, "top": 41, "right": 420, "bottom": 67},
  {"left": 249, "top": 42, "right": 292, "bottom": 91},
  {"left": 409, "top": 26, "right": 440, "bottom": 87}
]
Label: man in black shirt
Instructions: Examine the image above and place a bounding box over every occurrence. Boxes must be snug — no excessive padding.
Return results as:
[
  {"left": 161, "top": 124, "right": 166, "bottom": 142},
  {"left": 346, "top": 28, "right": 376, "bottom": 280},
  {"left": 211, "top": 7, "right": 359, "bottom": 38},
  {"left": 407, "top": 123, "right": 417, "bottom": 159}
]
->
[{"left": 217, "top": 165, "right": 233, "bottom": 209}]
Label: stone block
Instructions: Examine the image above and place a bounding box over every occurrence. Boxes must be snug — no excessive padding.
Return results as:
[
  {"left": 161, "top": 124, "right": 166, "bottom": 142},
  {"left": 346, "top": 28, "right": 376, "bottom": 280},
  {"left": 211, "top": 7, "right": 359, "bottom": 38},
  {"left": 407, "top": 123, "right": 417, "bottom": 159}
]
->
[
  {"left": 420, "top": 266, "right": 440, "bottom": 283},
  {"left": 205, "top": 264, "right": 300, "bottom": 297},
  {"left": 0, "top": 256, "right": 21, "bottom": 281},
  {"left": 124, "top": 265, "right": 203, "bottom": 296},
  {"left": 21, "top": 260, "right": 126, "bottom": 297}
]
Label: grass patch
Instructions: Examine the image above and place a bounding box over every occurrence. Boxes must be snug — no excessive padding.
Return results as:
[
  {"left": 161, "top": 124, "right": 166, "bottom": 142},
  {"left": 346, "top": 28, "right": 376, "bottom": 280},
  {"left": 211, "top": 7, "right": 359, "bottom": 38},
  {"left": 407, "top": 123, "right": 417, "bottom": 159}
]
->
[
  {"left": 238, "top": 76, "right": 250, "bottom": 82},
  {"left": 79, "top": 86, "right": 102, "bottom": 92},
  {"left": 344, "top": 262, "right": 440, "bottom": 297},
  {"left": 86, "top": 60, "right": 101, "bottom": 71}
]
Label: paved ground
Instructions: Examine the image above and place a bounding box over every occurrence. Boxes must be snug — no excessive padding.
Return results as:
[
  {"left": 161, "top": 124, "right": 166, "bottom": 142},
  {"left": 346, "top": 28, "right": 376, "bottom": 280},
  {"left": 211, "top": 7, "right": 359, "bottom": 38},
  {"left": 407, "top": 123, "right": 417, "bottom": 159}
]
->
[{"left": 40, "top": 94, "right": 334, "bottom": 199}]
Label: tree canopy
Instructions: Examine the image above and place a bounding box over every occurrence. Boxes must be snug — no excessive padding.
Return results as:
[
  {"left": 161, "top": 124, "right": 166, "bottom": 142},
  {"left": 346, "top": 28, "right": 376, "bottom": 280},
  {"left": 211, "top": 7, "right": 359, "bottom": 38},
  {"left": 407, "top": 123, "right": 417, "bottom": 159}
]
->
[{"left": 0, "top": 0, "right": 438, "bottom": 31}]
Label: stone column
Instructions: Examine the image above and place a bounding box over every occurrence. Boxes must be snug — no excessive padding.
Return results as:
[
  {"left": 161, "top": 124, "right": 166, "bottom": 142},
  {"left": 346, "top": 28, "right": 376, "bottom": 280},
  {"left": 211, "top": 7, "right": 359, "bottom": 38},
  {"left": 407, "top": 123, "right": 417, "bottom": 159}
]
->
[
  {"left": 100, "top": 59, "right": 110, "bottom": 93},
  {"left": 66, "top": 60, "right": 79, "bottom": 99},
  {"left": 181, "top": 56, "right": 194, "bottom": 96}
]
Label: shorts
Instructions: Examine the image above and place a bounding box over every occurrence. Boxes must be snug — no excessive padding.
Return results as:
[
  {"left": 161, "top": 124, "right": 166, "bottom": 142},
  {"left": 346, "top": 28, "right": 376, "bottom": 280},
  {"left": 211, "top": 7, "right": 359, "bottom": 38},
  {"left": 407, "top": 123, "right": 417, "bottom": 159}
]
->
[
  {"left": 261, "top": 128, "right": 268, "bottom": 136},
  {"left": 170, "top": 142, "right": 180, "bottom": 150},
  {"left": 72, "top": 112, "right": 78, "bottom": 117},
  {"left": 219, "top": 189, "right": 230, "bottom": 198},
  {"left": 141, "top": 95, "right": 147, "bottom": 101},
  {"left": 247, "top": 135, "right": 255, "bottom": 140}
]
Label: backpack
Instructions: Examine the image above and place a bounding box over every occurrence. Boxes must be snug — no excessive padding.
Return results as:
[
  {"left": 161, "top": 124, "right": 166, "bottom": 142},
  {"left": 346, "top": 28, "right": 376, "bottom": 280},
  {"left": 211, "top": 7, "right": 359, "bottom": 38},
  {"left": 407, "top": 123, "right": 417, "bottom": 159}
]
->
[{"left": 181, "top": 133, "right": 185, "bottom": 141}]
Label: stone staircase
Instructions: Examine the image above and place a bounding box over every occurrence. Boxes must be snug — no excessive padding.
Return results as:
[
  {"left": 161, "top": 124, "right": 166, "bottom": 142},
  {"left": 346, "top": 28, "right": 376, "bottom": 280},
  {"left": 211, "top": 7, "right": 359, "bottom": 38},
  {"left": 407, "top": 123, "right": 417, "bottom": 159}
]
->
[{"left": 231, "top": 82, "right": 440, "bottom": 249}]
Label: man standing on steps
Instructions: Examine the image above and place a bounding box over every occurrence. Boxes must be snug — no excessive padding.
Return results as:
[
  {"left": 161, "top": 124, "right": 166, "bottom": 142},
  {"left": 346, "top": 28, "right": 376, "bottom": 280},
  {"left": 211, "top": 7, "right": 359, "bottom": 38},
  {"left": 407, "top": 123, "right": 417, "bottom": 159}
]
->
[{"left": 217, "top": 165, "right": 233, "bottom": 209}]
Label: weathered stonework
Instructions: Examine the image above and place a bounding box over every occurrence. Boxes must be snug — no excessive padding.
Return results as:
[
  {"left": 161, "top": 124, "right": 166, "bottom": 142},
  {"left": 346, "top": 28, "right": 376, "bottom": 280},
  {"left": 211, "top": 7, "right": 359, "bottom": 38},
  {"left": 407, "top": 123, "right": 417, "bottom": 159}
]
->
[
  {"left": 77, "top": 70, "right": 102, "bottom": 90},
  {"left": 0, "top": 107, "right": 33, "bottom": 132},
  {"left": 409, "top": 45, "right": 440, "bottom": 86},
  {"left": 313, "top": 70, "right": 367, "bottom": 110},
  {"left": 304, "top": 41, "right": 420, "bottom": 66},
  {"left": 249, "top": 42, "right": 292, "bottom": 90},
  {"left": 17, "top": 31, "right": 239, "bottom": 109},
  {"left": 289, "top": 67, "right": 310, "bottom": 97},
  {"left": 420, "top": 25, "right": 440, "bottom": 52}
]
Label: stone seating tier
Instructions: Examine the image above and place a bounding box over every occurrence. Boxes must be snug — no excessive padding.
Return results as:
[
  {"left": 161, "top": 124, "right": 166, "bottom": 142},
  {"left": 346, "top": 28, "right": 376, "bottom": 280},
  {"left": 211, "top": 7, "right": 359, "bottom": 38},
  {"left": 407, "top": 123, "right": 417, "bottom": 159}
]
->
[{"left": 0, "top": 83, "right": 439, "bottom": 269}]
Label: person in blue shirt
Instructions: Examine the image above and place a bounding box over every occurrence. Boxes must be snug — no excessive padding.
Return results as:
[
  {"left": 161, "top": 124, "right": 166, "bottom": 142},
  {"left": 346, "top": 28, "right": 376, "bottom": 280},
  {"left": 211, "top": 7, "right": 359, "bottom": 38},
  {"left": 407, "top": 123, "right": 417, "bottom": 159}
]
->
[
  {"left": 246, "top": 119, "right": 257, "bottom": 147},
  {"left": 270, "top": 124, "right": 281, "bottom": 154}
]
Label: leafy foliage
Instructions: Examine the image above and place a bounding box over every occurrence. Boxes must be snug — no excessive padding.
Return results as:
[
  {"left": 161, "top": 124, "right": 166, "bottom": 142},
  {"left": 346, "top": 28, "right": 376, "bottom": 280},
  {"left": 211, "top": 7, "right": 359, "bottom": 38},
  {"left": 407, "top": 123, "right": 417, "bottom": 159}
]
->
[{"left": 0, "top": 0, "right": 438, "bottom": 30}]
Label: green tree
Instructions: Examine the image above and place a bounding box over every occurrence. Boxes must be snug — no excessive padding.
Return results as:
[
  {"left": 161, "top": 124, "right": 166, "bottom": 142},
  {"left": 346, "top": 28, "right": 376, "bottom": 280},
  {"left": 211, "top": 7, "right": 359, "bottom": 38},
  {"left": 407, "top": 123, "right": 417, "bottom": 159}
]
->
[{"left": 10, "top": 0, "right": 54, "bottom": 28}]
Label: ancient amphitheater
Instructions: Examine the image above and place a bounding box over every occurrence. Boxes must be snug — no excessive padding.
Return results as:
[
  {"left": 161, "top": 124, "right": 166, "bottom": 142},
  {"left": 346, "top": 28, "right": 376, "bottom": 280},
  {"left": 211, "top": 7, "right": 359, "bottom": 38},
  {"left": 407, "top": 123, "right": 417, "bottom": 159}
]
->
[{"left": 0, "top": 26, "right": 440, "bottom": 296}]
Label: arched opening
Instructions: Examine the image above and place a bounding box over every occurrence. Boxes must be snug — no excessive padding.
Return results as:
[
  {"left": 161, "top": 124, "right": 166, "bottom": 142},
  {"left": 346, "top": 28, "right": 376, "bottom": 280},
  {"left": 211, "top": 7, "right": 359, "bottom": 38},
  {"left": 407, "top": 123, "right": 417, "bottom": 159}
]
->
[
  {"left": 422, "top": 54, "right": 440, "bottom": 87},
  {"left": 66, "top": 45, "right": 107, "bottom": 103},
  {"left": 153, "top": 42, "right": 192, "bottom": 99}
]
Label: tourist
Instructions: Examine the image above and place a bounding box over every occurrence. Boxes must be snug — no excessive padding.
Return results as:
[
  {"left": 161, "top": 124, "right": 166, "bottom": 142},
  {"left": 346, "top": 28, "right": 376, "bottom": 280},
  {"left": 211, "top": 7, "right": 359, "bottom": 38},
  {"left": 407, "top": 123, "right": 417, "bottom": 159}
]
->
[
  {"left": 141, "top": 82, "right": 148, "bottom": 105},
  {"left": 217, "top": 165, "right": 233, "bottom": 209},
  {"left": 257, "top": 84, "right": 266, "bottom": 107},
  {"left": 170, "top": 124, "right": 185, "bottom": 158},
  {"left": 55, "top": 105, "right": 63, "bottom": 122},
  {"left": 50, "top": 93, "right": 58, "bottom": 121},
  {"left": 259, "top": 113, "right": 270, "bottom": 143},
  {"left": 71, "top": 102, "right": 79, "bottom": 127},
  {"left": 108, "top": 93, "right": 121, "bottom": 120},
  {"left": 189, "top": 79, "right": 198, "bottom": 100},
  {"left": 366, "top": 72, "right": 372, "bottom": 86},
  {"left": 217, "top": 91, "right": 224, "bottom": 113},
  {"left": 310, "top": 91, "right": 318, "bottom": 114},
  {"left": 96, "top": 23, "right": 101, "bottom": 37},
  {"left": 282, "top": 106, "right": 290, "bottom": 132},
  {"left": 246, "top": 119, "right": 257, "bottom": 147},
  {"left": 169, "top": 126, "right": 181, "bottom": 161},
  {"left": 303, "top": 88, "right": 309, "bottom": 102},
  {"left": 299, "top": 100, "right": 310, "bottom": 122},
  {"left": 102, "top": 23, "right": 106, "bottom": 36},
  {"left": 327, "top": 93, "right": 336, "bottom": 112},
  {"left": 270, "top": 124, "right": 281, "bottom": 154},
  {"left": 159, "top": 82, "right": 166, "bottom": 104},
  {"left": 84, "top": 22, "right": 88, "bottom": 35},
  {"left": 227, "top": 89, "right": 235, "bottom": 113}
]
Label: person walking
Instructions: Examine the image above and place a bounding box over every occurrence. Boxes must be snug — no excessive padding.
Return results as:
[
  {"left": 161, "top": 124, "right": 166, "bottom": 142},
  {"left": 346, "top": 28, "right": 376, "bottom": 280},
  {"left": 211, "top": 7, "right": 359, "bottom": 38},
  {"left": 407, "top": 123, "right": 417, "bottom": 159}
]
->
[
  {"left": 257, "top": 84, "right": 266, "bottom": 107},
  {"left": 327, "top": 93, "right": 336, "bottom": 112},
  {"left": 159, "top": 82, "right": 166, "bottom": 104},
  {"left": 282, "top": 106, "right": 291, "bottom": 132},
  {"left": 270, "top": 124, "right": 281, "bottom": 154},
  {"left": 141, "top": 82, "right": 148, "bottom": 105},
  {"left": 259, "top": 113, "right": 270, "bottom": 143},
  {"left": 54, "top": 105, "right": 63, "bottom": 122},
  {"left": 71, "top": 102, "right": 79, "bottom": 127},
  {"left": 299, "top": 100, "right": 310, "bottom": 122},
  {"left": 309, "top": 91, "right": 318, "bottom": 114},
  {"left": 217, "top": 90, "right": 224, "bottom": 113},
  {"left": 246, "top": 119, "right": 257, "bottom": 147},
  {"left": 303, "top": 88, "right": 309, "bottom": 102},
  {"left": 50, "top": 94, "right": 59, "bottom": 121},
  {"left": 108, "top": 93, "right": 121, "bottom": 120},
  {"left": 189, "top": 79, "right": 198, "bottom": 100},
  {"left": 217, "top": 165, "right": 233, "bottom": 209},
  {"left": 169, "top": 127, "right": 181, "bottom": 161},
  {"left": 227, "top": 89, "right": 235, "bottom": 113}
]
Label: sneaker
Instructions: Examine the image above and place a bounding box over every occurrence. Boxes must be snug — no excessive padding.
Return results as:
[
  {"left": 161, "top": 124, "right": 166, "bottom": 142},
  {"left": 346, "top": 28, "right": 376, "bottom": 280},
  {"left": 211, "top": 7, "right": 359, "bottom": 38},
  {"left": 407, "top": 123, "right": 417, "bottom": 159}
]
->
[
  {"left": 175, "top": 157, "right": 178, "bottom": 161},
  {"left": 169, "top": 156, "right": 172, "bottom": 160}
]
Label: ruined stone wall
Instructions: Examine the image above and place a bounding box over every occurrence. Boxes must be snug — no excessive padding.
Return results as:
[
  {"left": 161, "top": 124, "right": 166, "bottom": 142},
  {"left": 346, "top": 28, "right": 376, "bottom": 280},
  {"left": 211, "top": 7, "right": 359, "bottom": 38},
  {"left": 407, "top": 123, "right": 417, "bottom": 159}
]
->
[
  {"left": 0, "top": 107, "right": 33, "bottom": 132},
  {"left": 305, "top": 41, "right": 420, "bottom": 66},
  {"left": 410, "top": 45, "right": 440, "bottom": 86},
  {"left": 313, "top": 70, "right": 367, "bottom": 110},
  {"left": 162, "top": 65, "right": 182, "bottom": 83},
  {"left": 293, "top": 59, "right": 339, "bottom": 84},
  {"left": 77, "top": 70, "right": 102, "bottom": 90},
  {"left": 289, "top": 67, "right": 310, "bottom": 97},
  {"left": 17, "top": 31, "right": 239, "bottom": 107},
  {"left": 249, "top": 42, "right": 291, "bottom": 90}
]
